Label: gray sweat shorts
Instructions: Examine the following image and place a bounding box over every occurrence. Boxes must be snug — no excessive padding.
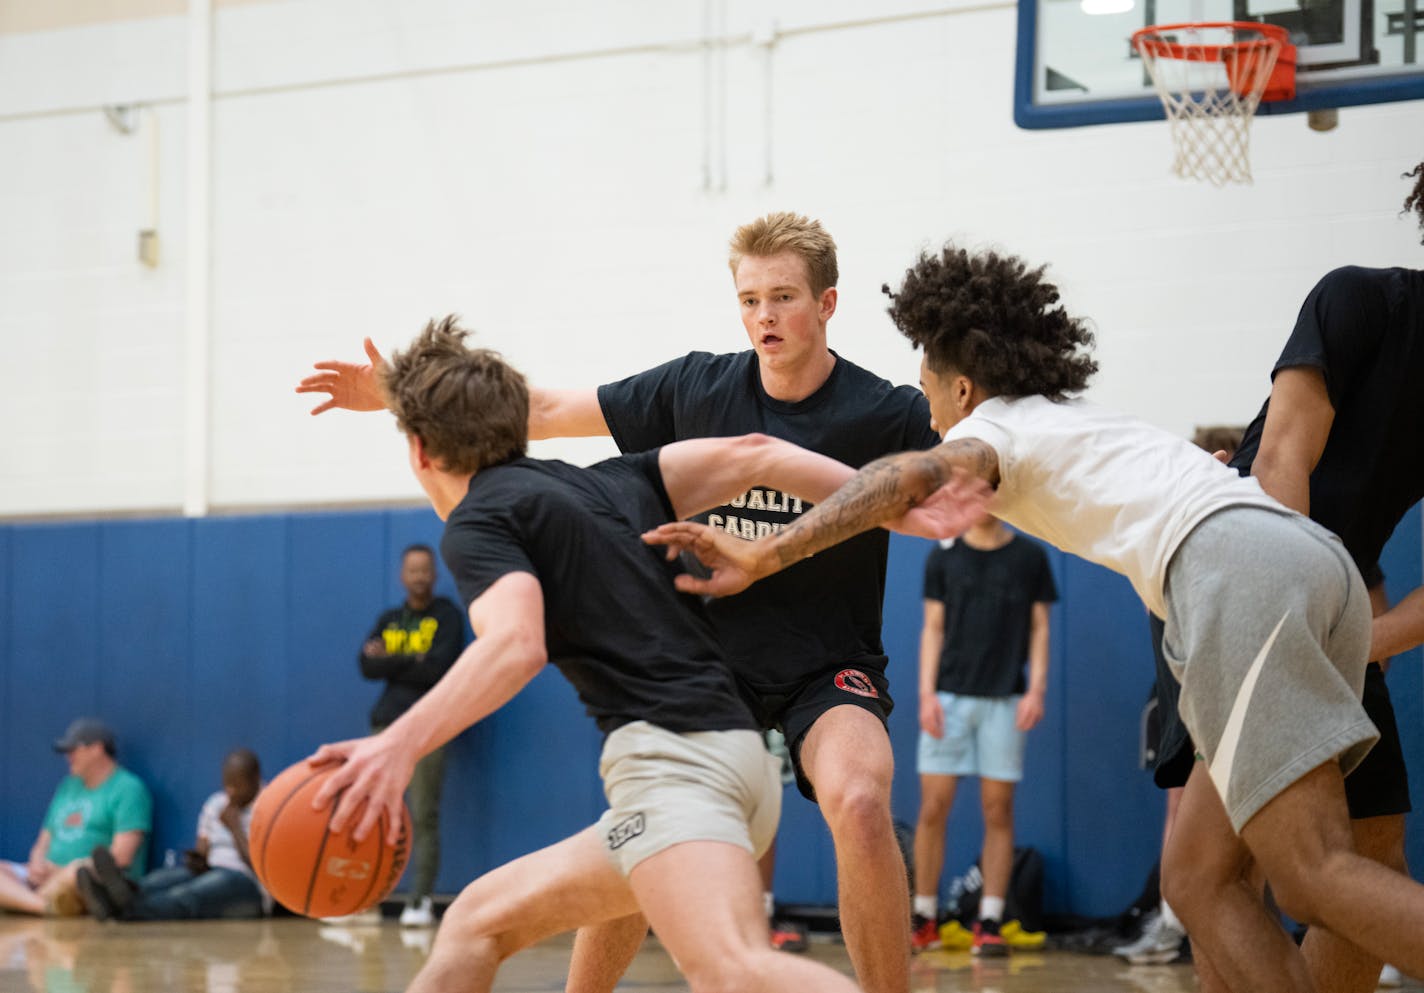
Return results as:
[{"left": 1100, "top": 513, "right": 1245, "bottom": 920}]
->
[
  {"left": 1162, "top": 507, "right": 1378, "bottom": 832},
  {"left": 593, "top": 722, "right": 782, "bottom": 877}
]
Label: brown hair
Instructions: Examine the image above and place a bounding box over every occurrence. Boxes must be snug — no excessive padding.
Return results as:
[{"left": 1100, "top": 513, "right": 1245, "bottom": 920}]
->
[
  {"left": 1405, "top": 160, "right": 1424, "bottom": 243},
  {"left": 382, "top": 316, "right": 528, "bottom": 474},
  {"left": 728, "top": 211, "right": 839, "bottom": 295},
  {"left": 1192, "top": 424, "right": 1245, "bottom": 459}
]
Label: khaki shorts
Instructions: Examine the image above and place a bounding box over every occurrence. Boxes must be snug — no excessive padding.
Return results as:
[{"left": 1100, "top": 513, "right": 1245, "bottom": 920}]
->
[{"left": 594, "top": 722, "right": 782, "bottom": 877}]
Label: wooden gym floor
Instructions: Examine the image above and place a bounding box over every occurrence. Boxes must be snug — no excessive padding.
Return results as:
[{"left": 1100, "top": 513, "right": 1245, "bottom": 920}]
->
[{"left": 2, "top": 915, "right": 1420, "bottom": 992}]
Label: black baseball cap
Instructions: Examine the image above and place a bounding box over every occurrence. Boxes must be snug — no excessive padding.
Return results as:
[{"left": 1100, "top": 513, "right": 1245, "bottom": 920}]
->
[{"left": 53, "top": 718, "right": 116, "bottom": 754}]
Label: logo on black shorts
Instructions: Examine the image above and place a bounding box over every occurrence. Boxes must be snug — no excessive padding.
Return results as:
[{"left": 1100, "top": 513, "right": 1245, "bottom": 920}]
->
[
  {"left": 833, "top": 669, "right": 878, "bottom": 699},
  {"left": 607, "top": 813, "right": 646, "bottom": 850}
]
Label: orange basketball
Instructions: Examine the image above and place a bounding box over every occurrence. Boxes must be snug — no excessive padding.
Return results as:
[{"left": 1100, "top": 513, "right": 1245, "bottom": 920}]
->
[{"left": 248, "top": 760, "right": 412, "bottom": 919}]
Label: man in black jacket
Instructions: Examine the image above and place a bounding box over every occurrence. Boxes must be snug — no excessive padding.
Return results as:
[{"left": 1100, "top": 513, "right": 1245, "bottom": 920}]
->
[{"left": 356, "top": 543, "right": 465, "bottom": 926}]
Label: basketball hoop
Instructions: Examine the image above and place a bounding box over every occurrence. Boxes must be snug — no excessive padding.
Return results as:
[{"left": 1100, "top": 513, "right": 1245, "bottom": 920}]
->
[{"left": 1132, "top": 22, "right": 1296, "bottom": 185}]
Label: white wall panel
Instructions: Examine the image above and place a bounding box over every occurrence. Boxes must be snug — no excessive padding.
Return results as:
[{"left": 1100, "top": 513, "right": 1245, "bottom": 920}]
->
[{"left": 1, "top": 0, "right": 1420, "bottom": 515}]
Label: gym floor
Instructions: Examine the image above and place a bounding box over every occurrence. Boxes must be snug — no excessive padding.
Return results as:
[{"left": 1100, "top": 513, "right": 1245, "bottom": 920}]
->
[{"left": 8, "top": 915, "right": 1415, "bottom": 992}]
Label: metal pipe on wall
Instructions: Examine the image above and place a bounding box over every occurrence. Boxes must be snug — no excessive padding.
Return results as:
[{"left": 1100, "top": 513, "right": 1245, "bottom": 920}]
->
[{"left": 183, "top": 0, "right": 212, "bottom": 518}]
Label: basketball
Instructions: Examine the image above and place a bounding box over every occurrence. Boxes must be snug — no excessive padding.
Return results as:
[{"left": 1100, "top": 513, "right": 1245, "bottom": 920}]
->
[{"left": 248, "top": 760, "right": 412, "bottom": 919}]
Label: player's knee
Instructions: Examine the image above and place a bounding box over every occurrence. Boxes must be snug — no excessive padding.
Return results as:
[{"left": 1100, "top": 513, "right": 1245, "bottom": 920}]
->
[
  {"left": 981, "top": 796, "right": 1013, "bottom": 831},
  {"left": 917, "top": 795, "right": 951, "bottom": 825},
  {"left": 1266, "top": 849, "right": 1354, "bottom": 927},
  {"left": 681, "top": 949, "right": 762, "bottom": 993},
  {"left": 1158, "top": 859, "right": 1203, "bottom": 923},
  {"left": 819, "top": 777, "right": 892, "bottom": 843}
]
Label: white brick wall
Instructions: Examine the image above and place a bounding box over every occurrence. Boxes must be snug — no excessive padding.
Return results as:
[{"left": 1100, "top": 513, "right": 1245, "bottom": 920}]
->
[{"left": 1, "top": 0, "right": 1419, "bottom": 516}]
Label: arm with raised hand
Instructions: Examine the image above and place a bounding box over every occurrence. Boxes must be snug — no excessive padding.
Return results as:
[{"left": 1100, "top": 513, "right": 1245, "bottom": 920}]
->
[
  {"left": 296, "top": 338, "right": 610, "bottom": 438},
  {"left": 645, "top": 438, "right": 999, "bottom": 597},
  {"left": 656, "top": 434, "right": 992, "bottom": 539}
]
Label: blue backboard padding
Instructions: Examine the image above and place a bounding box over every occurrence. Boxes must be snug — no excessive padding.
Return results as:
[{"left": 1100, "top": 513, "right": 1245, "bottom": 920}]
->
[{"left": 1, "top": 506, "right": 1419, "bottom": 911}]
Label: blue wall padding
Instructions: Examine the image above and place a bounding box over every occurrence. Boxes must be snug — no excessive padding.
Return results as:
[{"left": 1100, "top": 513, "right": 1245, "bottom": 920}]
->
[{"left": 1, "top": 505, "right": 1420, "bottom": 916}]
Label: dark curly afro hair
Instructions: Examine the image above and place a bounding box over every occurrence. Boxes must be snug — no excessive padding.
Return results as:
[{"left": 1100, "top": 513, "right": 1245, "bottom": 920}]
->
[
  {"left": 883, "top": 245, "right": 1097, "bottom": 400},
  {"left": 1405, "top": 160, "right": 1424, "bottom": 243}
]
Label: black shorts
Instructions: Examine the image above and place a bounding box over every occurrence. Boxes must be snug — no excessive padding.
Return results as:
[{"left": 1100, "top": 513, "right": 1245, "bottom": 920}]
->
[
  {"left": 740, "top": 664, "right": 894, "bottom": 802},
  {"left": 1153, "top": 661, "right": 1411, "bottom": 819}
]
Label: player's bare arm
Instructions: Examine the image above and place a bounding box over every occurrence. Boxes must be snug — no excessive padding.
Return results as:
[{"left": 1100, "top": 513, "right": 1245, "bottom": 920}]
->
[
  {"left": 527, "top": 388, "right": 609, "bottom": 439},
  {"left": 918, "top": 600, "right": 946, "bottom": 739},
  {"left": 749, "top": 439, "right": 996, "bottom": 569},
  {"left": 645, "top": 439, "right": 998, "bottom": 596},
  {"left": 297, "top": 338, "right": 611, "bottom": 438},
  {"left": 1018, "top": 601, "right": 1052, "bottom": 731},
  {"left": 309, "top": 572, "right": 547, "bottom": 844},
  {"left": 657, "top": 434, "right": 980, "bottom": 540},
  {"left": 1371, "top": 586, "right": 1424, "bottom": 661},
  {"left": 1251, "top": 366, "right": 1335, "bottom": 515}
]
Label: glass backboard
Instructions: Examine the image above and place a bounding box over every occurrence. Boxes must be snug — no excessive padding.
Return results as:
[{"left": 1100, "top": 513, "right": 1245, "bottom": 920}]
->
[{"left": 1015, "top": 0, "right": 1424, "bottom": 126}]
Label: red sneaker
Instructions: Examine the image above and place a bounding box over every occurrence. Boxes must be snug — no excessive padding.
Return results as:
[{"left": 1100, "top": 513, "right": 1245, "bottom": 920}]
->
[
  {"left": 972, "top": 919, "right": 1010, "bottom": 958},
  {"left": 770, "top": 919, "right": 809, "bottom": 953},
  {"left": 911, "top": 914, "right": 941, "bottom": 953}
]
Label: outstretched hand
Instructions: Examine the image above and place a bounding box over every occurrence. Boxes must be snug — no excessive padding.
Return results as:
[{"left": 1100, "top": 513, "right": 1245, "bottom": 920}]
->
[
  {"left": 307, "top": 733, "right": 416, "bottom": 846},
  {"left": 642, "top": 524, "right": 771, "bottom": 598},
  {"left": 295, "top": 337, "right": 389, "bottom": 415},
  {"left": 886, "top": 467, "right": 995, "bottom": 539}
]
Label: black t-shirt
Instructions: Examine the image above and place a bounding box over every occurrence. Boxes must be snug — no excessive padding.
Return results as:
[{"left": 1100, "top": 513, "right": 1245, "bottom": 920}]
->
[
  {"left": 597, "top": 350, "right": 941, "bottom": 689},
  {"left": 360, "top": 597, "right": 466, "bottom": 728},
  {"left": 922, "top": 535, "right": 1058, "bottom": 697},
  {"left": 439, "top": 451, "right": 755, "bottom": 737},
  {"left": 1230, "top": 266, "right": 1424, "bottom": 586}
]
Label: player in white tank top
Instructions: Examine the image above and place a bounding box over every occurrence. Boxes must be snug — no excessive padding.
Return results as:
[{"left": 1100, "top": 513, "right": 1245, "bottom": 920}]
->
[{"left": 646, "top": 243, "right": 1424, "bottom": 993}]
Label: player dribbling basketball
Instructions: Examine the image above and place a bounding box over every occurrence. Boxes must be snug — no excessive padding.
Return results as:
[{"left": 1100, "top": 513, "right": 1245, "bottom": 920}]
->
[{"left": 303, "top": 318, "right": 985, "bottom": 993}]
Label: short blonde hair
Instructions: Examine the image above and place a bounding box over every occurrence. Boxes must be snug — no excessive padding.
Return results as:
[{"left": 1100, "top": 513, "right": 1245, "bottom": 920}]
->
[{"left": 728, "top": 211, "right": 838, "bottom": 296}]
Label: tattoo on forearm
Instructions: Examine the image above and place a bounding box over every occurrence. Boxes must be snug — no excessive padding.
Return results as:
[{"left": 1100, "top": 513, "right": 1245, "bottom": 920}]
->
[{"left": 769, "top": 440, "right": 994, "bottom": 569}]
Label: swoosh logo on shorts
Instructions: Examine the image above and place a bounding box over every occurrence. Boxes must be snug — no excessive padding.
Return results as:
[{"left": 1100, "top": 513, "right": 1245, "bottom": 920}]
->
[{"left": 1208, "top": 610, "right": 1289, "bottom": 808}]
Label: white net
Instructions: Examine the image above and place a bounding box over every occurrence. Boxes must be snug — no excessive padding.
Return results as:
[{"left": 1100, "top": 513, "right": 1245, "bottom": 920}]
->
[{"left": 1134, "top": 23, "right": 1287, "bottom": 185}]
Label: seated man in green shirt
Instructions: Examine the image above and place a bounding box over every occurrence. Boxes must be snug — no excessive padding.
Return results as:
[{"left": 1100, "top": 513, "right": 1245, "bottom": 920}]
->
[{"left": 0, "top": 718, "right": 153, "bottom": 916}]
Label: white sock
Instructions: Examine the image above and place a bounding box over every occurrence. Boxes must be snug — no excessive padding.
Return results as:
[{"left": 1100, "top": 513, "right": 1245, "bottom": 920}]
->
[
  {"left": 979, "top": 896, "right": 1005, "bottom": 923},
  {"left": 913, "top": 895, "right": 938, "bottom": 920},
  {"left": 763, "top": 891, "right": 775, "bottom": 919},
  {"left": 1160, "top": 899, "right": 1183, "bottom": 931}
]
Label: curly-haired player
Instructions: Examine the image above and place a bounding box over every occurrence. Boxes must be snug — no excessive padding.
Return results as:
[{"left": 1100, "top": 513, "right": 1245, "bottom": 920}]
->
[{"left": 647, "top": 241, "right": 1424, "bottom": 993}]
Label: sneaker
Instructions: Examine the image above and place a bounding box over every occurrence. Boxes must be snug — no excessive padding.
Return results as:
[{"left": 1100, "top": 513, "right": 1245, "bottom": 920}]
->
[
  {"left": 770, "top": 919, "right": 809, "bottom": 953},
  {"left": 75, "top": 867, "right": 119, "bottom": 921},
  {"left": 1000, "top": 919, "right": 1047, "bottom": 949},
  {"left": 1378, "top": 964, "right": 1403, "bottom": 988},
  {"left": 1114, "top": 912, "right": 1187, "bottom": 965},
  {"left": 972, "top": 918, "right": 1010, "bottom": 957},
  {"left": 87, "top": 846, "right": 136, "bottom": 917},
  {"left": 399, "top": 897, "right": 436, "bottom": 928},
  {"left": 911, "top": 914, "right": 941, "bottom": 953},
  {"left": 938, "top": 919, "right": 974, "bottom": 950}
]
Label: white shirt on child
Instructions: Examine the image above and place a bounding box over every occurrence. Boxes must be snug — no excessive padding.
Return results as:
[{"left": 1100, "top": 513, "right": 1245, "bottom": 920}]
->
[
  {"left": 196, "top": 791, "right": 258, "bottom": 881},
  {"left": 940, "top": 395, "right": 1284, "bottom": 618}
]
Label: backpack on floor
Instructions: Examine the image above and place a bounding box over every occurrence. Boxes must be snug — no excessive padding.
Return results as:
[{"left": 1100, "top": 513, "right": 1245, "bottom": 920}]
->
[{"left": 946, "top": 846, "right": 1045, "bottom": 933}]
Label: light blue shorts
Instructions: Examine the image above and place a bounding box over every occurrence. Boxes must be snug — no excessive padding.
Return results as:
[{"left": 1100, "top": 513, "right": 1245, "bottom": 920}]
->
[{"left": 918, "top": 693, "right": 1025, "bottom": 782}]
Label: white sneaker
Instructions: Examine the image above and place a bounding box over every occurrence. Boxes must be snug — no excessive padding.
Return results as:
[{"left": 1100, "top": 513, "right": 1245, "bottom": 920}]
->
[
  {"left": 399, "top": 896, "right": 436, "bottom": 928},
  {"left": 1378, "top": 964, "right": 1402, "bottom": 988},
  {"left": 1113, "top": 912, "right": 1187, "bottom": 965}
]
